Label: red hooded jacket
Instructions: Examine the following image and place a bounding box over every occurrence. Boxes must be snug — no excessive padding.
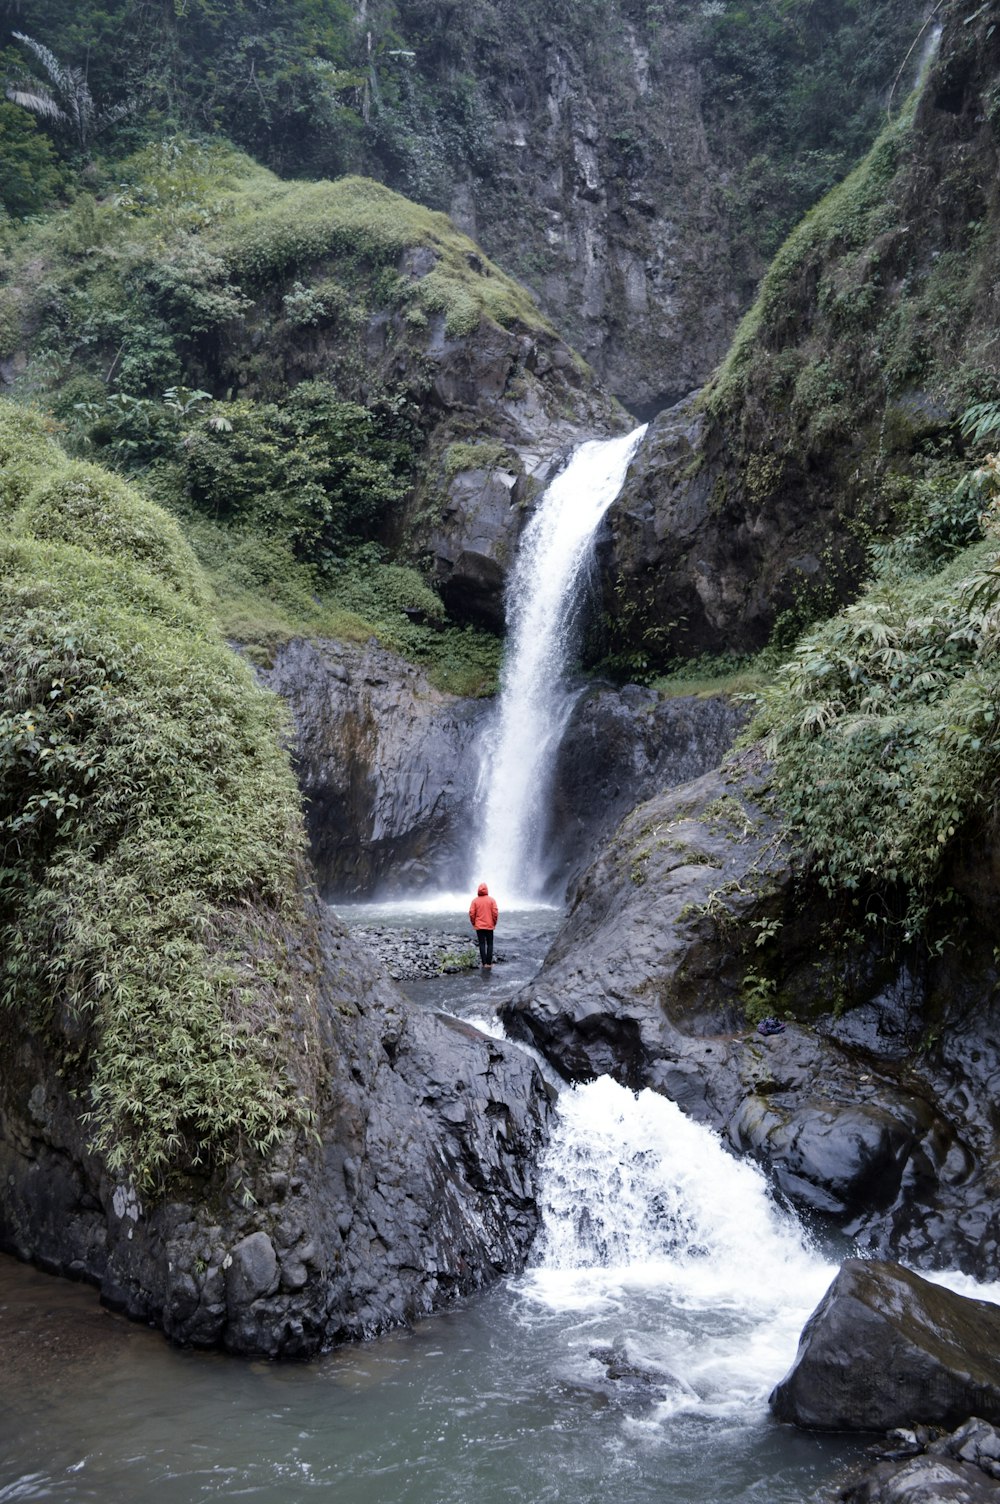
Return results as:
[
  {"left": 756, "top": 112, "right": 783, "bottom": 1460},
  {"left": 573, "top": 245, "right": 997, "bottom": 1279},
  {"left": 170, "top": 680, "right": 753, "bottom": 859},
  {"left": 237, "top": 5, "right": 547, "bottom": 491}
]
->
[{"left": 469, "top": 883, "right": 498, "bottom": 930}]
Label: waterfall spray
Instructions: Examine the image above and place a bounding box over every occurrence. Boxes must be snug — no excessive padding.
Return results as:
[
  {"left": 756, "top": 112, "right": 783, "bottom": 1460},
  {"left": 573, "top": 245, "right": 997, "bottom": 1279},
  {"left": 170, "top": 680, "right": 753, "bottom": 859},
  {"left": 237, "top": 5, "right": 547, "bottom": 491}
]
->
[{"left": 472, "top": 426, "right": 647, "bottom": 903}]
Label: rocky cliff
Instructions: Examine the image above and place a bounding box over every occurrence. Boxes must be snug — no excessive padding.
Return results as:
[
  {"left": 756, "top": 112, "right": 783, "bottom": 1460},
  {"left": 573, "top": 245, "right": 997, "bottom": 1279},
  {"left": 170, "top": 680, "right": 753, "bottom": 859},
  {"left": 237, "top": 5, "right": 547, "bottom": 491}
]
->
[
  {"left": 0, "top": 405, "right": 550, "bottom": 1357},
  {"left": 599, "top": 2, "right": 1000, "bottom": 666},
  {"left": 356, "top": 0, "right": 924, "bottom": 413}
]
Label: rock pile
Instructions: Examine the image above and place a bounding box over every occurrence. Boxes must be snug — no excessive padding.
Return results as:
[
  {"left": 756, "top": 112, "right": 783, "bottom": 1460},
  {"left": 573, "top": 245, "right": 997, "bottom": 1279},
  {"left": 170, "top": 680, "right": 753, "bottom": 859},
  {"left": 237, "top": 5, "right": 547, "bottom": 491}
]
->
[{"left": 350, "top": 926, "right": 505, "bottom": 981}]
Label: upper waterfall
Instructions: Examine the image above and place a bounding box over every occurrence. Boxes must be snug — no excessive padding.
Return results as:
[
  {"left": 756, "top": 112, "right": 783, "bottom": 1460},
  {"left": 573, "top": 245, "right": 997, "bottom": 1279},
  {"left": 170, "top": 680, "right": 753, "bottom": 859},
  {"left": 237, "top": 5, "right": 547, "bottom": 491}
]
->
[{"left": 472, "top": 425, "right": 647, "bottom": 904}]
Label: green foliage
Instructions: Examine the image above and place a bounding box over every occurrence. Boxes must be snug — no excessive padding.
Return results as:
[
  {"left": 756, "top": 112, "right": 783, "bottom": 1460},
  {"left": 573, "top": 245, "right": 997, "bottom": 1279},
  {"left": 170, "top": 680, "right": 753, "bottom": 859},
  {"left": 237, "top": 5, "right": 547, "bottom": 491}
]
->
[
  {"left": 751, "top": 521, "right": 1000, "bottom": 943},
  {"left": 14, "top": 457, "right": 212, "bottom": 608},
  {"left": 709, "top": 118, "right": 905, "bottom": 416},
  {"left": 177, "top": 383, "right": 413, "bottom": 569},
  {"left": 695, "top": 0, "right": 926, "bottom": 264},
  {"left": 442, "top": 439, "right": 513, "bottom": 479},
  {"left": 0, "top": 399, "right": 310, "bottom": 1192},
  {"left": 0, "top": 101, "right": 64, "bottom": 216}
]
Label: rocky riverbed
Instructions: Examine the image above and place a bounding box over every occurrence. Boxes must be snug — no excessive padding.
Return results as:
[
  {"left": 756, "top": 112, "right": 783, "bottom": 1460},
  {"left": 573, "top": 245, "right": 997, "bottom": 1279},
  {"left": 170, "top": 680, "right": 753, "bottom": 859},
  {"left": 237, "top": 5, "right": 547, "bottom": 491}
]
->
[{"left": 350, "top": 925, "right": 508, "bottom": 981}]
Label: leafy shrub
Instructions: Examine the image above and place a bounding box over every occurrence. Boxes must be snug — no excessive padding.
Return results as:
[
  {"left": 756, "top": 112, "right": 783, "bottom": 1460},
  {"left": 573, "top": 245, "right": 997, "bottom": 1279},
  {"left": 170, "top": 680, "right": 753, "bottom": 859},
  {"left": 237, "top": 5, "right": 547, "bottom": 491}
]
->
[
  {"left": 15, "top": 457, "right": 211, "bottom": 608},
  {"left": 0, "top": 100, "right": 64, "bottom": 217},
  {"left": 0, "top": 402, "right": 61, "bottom": 515},
  {"left": 179, "top": 382, "right": 413, "bottom": 568}
]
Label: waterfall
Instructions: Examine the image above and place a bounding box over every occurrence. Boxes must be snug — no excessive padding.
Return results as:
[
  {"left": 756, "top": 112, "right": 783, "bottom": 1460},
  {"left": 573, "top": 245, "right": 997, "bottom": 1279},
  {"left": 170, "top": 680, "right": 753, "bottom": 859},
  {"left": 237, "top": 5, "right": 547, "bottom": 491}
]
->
[
  {"left": 472, "top": 425, "right": 647, "bottom": 903},
  {"left": 520, "top": 1076, "right": 838, "bottom": 1418}
]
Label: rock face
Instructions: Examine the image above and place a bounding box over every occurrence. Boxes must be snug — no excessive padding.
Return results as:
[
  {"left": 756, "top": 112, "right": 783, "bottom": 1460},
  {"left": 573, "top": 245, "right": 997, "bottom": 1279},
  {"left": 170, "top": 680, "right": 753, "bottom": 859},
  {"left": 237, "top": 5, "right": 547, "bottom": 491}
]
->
[
  {"left": 390, "top": 316, "right": 623, "bottom": 630},
  {"left": 263, "top": 636, "right": 489, "bottom": 896},
  {"left": 770, "top": 1260, "right": 1000, "bottom": 1433},
  {"left": 546, "top": 681, "right": 747, "bottom": 896},
  {"left": 0, "top": 904, "right": 551, "bottom": 1358},
  {"left": 451, "top": 17, "right": 740, "bottom": 415},
  {"left": 596, "top": 392, "right": 832, "bottom": 656},
  {"left": 597, "top": 8, "right": 1000, "bottom": 667},
  {"left": 264, "top": 636, "right": 744, "bottom": 902},
  {"left": 503, "top": 751, "right": 1000, "bottom": 1271}
]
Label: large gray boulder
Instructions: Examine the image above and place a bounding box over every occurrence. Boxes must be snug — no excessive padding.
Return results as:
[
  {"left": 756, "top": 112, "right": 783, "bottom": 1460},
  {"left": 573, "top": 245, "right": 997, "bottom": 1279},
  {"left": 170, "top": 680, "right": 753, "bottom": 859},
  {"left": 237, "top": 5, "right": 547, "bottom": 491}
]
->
[
  {"left": 0, "top": 904, "right": 551, "bottom": 1358},
  {"left": 770, "top": 1260, "right": 1000, "bottom": 1433}
]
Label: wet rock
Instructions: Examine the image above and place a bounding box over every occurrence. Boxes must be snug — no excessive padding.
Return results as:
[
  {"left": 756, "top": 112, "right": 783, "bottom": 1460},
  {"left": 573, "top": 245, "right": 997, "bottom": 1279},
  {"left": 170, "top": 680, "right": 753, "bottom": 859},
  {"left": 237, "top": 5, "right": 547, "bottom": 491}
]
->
[
  {"left": 839, "top": 1453, "right": 1000, "bottom": 1502},
  {"left": 344, "top": 925, "right": 504, "bottom": 981},
  {"left": 503, "top": 751, "right": 998, "bottom": 1266},
  {"left": 0, "top": 904, "right": 551, "bottom": 1358},
  {"left": 546, "top": 683, "right": 747, "bottom": 896},
  {"left": 834, "top": 1419, "right": 1000, "bottom": 1501},
  {"left": 264, "top": 636, "right": 743, "bottom": 904},
  {"left": 589, "top": 1342, "right": 677, "bottom": 1392},
  {"left": 262, "top": 638, "right": 489, "bottom": 896},
  {"left": 770, "top": 1259, "right": 1000, "bottom": 1433}
]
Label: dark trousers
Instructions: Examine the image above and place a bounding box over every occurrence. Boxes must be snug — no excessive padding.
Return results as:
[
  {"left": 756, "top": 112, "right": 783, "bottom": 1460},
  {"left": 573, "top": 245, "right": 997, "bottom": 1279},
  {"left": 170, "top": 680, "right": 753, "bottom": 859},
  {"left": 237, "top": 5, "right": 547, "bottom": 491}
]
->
[{"left": 476, "top": 929, "right": 494, "bottom": 965}]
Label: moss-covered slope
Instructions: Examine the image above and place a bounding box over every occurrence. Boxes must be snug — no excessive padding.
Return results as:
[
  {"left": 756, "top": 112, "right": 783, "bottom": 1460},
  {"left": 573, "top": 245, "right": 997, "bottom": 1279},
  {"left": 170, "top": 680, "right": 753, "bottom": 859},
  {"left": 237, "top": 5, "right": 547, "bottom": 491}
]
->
[
  {"left": 0, "top": 140, "right": 618, "bottom": 667},
  {"left": 0, "top": 402, "right": 311, "bottom": 1191}
]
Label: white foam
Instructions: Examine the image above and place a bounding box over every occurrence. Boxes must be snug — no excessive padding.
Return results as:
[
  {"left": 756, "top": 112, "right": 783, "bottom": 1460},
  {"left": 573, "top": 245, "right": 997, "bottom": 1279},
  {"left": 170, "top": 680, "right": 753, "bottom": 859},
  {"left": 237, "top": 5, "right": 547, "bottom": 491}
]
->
[{"left": 519, "top": 1076, "right": 838, "bottom": 1418}]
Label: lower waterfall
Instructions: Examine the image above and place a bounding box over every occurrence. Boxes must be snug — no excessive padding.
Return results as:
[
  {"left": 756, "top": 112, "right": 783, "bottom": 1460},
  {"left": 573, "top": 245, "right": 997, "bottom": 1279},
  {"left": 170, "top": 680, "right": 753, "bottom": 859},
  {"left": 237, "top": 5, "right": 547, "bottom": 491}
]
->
[{"left": 521, "top": 1075, "right": 837, "bottom": 1422}]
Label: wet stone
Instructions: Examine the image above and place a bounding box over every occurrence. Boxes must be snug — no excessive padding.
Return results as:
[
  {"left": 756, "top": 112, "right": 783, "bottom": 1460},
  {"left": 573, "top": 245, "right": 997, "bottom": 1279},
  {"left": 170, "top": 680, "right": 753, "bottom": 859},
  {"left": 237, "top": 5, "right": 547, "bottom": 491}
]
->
[{"left": 350, "top": 926, "right": 508, "bottom": 981}]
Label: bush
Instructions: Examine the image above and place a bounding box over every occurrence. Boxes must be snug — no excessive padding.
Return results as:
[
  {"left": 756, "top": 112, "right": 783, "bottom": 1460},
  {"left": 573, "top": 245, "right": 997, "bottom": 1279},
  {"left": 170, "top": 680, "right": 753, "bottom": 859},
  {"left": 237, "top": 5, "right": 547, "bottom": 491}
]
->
[
  {"left": 15, "top": 457, "right": 211, "bottom": 608},
  {"left": 0, "top": 406, "right": 310, "bottom": 1191}
]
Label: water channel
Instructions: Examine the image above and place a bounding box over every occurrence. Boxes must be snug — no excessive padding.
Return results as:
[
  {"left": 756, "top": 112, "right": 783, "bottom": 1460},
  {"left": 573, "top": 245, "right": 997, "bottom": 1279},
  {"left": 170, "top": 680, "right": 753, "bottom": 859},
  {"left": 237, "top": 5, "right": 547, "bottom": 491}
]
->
[{"left": 1, "top": 902, "right": 872, "bottom": 1504}]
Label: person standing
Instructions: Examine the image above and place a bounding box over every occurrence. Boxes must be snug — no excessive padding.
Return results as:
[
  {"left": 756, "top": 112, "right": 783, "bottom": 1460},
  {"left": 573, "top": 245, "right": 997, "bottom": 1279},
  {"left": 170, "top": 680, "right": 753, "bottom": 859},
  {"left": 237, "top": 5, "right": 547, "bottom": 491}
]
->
[{"left": 469, "top": 882, "right": 499, "bottom": 969}]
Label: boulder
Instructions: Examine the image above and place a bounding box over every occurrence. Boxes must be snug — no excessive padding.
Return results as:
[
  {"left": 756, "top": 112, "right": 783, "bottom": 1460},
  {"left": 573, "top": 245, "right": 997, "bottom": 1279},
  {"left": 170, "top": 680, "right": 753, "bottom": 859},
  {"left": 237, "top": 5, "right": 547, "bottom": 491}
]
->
[
  {"left": 0, "top": 904, "right": 552, "bottom": 1358},
  {"left": 770, "top": 1260, "right": 1000, "bottom": 1432}
]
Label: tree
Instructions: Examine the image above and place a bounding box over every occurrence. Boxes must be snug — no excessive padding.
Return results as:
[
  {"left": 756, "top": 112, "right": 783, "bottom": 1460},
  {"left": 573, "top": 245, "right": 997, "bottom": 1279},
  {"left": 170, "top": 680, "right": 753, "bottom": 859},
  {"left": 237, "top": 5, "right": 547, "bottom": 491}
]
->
[
  {"left": 0, "top": 99, "right": 63, "bottom": 215},
  {"left": 5, "top": 30, "right": 131, "bottom": 150}
]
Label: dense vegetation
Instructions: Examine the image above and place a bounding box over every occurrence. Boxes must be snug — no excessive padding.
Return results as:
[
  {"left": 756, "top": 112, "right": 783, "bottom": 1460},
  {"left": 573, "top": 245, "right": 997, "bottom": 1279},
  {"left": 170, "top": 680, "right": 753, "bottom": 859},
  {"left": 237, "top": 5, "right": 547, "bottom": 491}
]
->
[
  {"left": 0, "top": 402, "right": 313, "bottom": 1191},
  {"left": 751, "top": 401, "right": 1000, "bottom": 951},
  {"left": 0, "top": 137, "right": 517, "bottom": 690}
]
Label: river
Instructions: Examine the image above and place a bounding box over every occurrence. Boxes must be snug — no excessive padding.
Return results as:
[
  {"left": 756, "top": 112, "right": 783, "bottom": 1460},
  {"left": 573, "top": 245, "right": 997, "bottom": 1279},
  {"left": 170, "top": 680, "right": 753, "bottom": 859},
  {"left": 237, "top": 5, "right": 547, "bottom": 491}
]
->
[{"left": 1, "top": 903, "right": 874, "bottom": 1504}]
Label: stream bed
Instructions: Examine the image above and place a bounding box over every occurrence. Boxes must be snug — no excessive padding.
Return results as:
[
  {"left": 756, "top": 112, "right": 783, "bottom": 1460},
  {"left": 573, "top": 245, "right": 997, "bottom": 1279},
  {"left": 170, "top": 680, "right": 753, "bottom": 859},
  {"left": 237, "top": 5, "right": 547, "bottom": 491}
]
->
[{"left": 1, "top": 904, "right": 873, "bottom": 1503}]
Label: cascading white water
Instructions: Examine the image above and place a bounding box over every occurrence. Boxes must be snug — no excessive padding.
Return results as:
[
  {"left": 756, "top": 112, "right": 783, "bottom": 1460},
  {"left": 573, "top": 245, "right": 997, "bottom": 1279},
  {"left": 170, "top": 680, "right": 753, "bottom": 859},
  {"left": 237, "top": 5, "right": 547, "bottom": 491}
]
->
[
  {"left": 472, "top": 426, "right": 647, "bottom": 903},
  {"left": 521, "top": 1076, "right": 838, "bottom": 1418}
]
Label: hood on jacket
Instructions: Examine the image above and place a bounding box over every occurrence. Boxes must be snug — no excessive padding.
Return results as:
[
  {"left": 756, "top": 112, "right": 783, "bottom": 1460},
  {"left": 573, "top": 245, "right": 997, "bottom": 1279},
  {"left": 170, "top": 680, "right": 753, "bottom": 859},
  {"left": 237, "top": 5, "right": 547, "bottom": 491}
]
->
[{"left": 477, "top": 882, "right": 489, "bottom": 895}]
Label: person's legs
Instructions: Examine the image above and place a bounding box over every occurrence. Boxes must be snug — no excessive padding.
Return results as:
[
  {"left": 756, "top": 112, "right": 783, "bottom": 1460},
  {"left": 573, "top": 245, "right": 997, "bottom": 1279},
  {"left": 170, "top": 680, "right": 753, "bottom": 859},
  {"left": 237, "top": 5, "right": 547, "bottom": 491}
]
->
[
  {"left": 477, "top": 928, "right": 490, "bottom": 965},
  {"left": 484, "top": 929, "right": 494, "bottom": 966}
]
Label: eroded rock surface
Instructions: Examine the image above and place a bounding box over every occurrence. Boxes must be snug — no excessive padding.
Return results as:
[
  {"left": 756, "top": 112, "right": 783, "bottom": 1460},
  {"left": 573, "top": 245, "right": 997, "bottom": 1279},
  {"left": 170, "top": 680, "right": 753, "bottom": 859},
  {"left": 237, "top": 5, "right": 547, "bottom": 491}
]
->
[
  {"left": 263, "top": 637, "right": 489, "bottom": 896},
  {"left": 0, "top": 906, "right": 550, "bottom": 1358},
  {"left": 547, "top": 681, "right": 747, "bottom": 896},
  {"left": 503, "top": 752, "right": 1000, "bottom": 1269},
  {"left": 770, "top": 1260, "right": 1000, "bottom": 1433}
]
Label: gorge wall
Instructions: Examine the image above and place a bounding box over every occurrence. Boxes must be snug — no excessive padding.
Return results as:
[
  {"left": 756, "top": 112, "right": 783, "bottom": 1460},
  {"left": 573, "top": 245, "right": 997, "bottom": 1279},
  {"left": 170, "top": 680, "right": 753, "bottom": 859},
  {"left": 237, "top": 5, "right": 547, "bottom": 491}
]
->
[
  {"left": 359, "top": 0, "right": 927, "bottom": 412},
  {"left": 599, "top": 1, "right": 1000, "bottom": 665}
]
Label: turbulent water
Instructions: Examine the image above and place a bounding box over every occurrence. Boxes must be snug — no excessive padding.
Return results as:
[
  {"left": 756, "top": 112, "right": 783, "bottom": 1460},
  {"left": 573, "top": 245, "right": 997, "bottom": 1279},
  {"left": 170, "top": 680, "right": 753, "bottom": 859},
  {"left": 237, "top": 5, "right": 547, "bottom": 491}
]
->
[{"left": 472, "top": 427, "right": 647, "bottom": 902}]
